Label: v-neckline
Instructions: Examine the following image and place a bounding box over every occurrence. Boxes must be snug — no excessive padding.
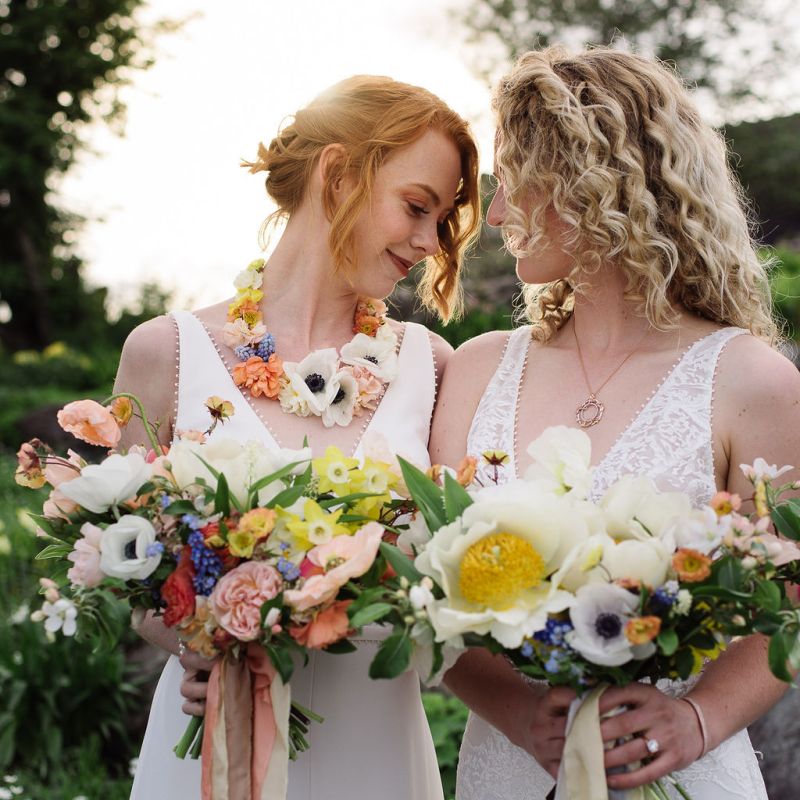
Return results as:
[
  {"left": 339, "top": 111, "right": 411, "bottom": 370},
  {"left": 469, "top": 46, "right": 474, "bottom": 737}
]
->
[
  {"left": 189, "top": 312, "right": 408, "bottom": 458},
  {"left": 512, "top": 327, "right": 726, "bottom": 479}
]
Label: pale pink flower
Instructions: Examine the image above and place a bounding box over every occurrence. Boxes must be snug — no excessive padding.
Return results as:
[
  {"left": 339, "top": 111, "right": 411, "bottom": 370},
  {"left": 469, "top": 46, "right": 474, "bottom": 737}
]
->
[
  {"left": 284, "top": 522, "right": 383, "bottom": 613},
  {"left": 210, "top": 561, "right": 283, "bottom": 641},
  {"left": 222, "top": 319, "right": 267, "bottom": 349},
  {"left": 740, "top": 458, "right": 793, "bottom": 483},
  {"left": 57, "top": 400, "right": 121, "bottom": 448},
  {"left": 67, "top": 522, "right": 105, "bottom": 587},
  {"left": 44, "top": 450, "right": 84, "bottom": 488},
  {"left": 345, "top": 365, "right": 383, "bottom": 415},
  {"left": 174, "top": 429, "right": 207, "bottom": 444},
  {"left": 43, "top": 486, "right": 78, "bottom": 520}
]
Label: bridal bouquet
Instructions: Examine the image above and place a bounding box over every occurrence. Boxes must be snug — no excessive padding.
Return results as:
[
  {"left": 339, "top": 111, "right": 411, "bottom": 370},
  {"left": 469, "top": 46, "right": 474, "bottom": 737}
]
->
[
  {"left": 15, "top": 393, "right": 421, "bottom": 798},
  {"left": 385, "top": 427, "right": 800, "bottom": 800}
]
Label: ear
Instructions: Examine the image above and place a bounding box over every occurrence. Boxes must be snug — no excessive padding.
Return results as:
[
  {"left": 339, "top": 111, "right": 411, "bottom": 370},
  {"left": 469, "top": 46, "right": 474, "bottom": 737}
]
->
[{"left": 317, "top": 144, "right": 355, "bottom": 208}]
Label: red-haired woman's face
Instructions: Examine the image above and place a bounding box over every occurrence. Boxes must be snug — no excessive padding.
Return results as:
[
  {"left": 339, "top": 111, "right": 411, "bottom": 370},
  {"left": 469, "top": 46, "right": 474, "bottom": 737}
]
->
[{"left": 349, "top": 129, "right": 463, "bottom": 298}]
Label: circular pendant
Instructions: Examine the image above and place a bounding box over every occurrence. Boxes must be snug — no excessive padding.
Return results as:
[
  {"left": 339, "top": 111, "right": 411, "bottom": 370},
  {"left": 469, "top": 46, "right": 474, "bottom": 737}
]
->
[{"left": 576, "top": 396, "right": 604, "bottom": 428}]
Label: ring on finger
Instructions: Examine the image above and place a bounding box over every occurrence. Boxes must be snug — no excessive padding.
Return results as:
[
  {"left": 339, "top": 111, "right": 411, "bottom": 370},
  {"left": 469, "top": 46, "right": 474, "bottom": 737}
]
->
[{"left": 645, "top": 737, "right": 660, "bottom": 755}]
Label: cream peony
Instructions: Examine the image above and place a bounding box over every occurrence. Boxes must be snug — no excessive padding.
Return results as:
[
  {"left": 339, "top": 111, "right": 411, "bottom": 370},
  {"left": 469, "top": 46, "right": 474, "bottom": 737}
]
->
[
  {"left": 601, "top": 537, "right": 671, "bottom": 587},
  {"left": 524, "top": 426, "right": 593, "bottom": 498},
  {"left": 59, "top": 453, "right": 152, "bottom": 513}
]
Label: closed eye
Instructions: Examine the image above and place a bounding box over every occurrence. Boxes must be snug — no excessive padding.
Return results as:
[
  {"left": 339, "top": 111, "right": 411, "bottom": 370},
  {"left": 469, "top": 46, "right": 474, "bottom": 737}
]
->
[{"left": 407, "top": 202, "right": 429, "bottom": 217}]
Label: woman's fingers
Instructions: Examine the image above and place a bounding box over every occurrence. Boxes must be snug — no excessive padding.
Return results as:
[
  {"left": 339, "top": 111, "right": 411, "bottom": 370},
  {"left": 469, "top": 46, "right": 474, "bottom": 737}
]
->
[{"left": 180, "top": 666, "right": 210, "bottom": 716}]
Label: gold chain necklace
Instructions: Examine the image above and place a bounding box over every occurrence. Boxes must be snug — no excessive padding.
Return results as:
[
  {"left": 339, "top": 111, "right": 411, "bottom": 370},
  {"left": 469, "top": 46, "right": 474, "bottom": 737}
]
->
[{"left": 571, "top": 318, "right": 650, "bottom": 428}]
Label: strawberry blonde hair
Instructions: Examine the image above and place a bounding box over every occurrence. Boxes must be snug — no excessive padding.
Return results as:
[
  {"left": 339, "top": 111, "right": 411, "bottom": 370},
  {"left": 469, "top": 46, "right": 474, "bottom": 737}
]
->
[
  {"left": 243, "top": 75, "right": 481, "bottom": 322},
  {"left": 492, "top": 47, "right": 777, "bottom": 343}
]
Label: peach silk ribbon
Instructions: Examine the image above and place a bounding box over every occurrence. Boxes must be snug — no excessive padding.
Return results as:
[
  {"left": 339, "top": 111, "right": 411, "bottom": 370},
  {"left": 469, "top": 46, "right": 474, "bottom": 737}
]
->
[
  {"left": 201, "top": 643, "right": 292, "bottom": 800},
  {"left": 554, "top": 685, "right": 644, "bottom": 800}
]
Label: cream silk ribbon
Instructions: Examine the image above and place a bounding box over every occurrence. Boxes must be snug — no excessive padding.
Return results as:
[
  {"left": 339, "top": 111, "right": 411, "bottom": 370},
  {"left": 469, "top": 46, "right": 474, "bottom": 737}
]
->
[
  {"left": 554, "top": 685, "right": 645, "bottom": 800},
  {"left": 201, "top": 644, "right": 291, "bottom": 800}
]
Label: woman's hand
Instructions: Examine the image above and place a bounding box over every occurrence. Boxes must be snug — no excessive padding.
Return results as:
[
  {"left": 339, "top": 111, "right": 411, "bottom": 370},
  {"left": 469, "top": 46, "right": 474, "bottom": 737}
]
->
[
  {"left": 518, "top": 686, "right": 576, "bottom": 779},
  {"left": 179, "top": 649, "right": 218, "bottom": 717},
  {"left": 599, "top": 683, "right": 703, "bottom": 790}
]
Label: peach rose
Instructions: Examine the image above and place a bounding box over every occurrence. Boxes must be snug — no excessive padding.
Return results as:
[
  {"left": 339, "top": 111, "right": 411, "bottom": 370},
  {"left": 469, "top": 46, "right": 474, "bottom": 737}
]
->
[
  {"left": 346, "top": 366, "right": 383, "bottom": 415},
  {"left": 210, "top": 561, "right": 283, "bottom": 641},
  {"left": 66, "top": 522, "right": 104, "bottom": 587},
  {"left": 57, "top": 400, "right": 121, "bottom": 448},
  {"left": 232, "top": 354, "right": 285, "bottom": 399},
  {"left": 284, "top": 522, "right": 383, "bottom": 613},
  {"left": 290, "top": 600, "right": 352, "bottom": 649}
]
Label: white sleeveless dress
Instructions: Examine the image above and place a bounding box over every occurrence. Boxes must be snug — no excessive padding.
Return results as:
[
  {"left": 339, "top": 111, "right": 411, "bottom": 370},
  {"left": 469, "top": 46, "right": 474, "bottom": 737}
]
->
[
  {"left": 456, "top": 325, "right": 768, "bottom": 800},
  {"left": 129, "top": 311, "right": 444, "bottom": 800}
]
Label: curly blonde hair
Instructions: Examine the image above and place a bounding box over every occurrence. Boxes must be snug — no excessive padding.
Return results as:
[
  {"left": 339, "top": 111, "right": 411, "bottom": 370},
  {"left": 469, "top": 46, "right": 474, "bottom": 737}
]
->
[
  {"left": 243, "top": 75, "right": 481, "bottom": 322},
  {"left": 492, "top": 46, "right": 777, "bottom": 342}
]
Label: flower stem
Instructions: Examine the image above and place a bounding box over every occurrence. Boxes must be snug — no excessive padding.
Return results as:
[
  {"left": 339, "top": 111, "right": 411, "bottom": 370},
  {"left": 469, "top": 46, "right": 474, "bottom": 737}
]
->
[
  {"left": 173, "top": 715, "right": 204, "bottom": 760},
  {"left": 102, "top": 391, "right": 162, "bottom": 454}
]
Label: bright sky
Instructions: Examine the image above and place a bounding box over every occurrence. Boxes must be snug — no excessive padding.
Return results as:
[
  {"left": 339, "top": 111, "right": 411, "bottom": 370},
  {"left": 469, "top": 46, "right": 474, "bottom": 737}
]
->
[{"left": 60, "top": 0, "right": 497, "bottom": 313}]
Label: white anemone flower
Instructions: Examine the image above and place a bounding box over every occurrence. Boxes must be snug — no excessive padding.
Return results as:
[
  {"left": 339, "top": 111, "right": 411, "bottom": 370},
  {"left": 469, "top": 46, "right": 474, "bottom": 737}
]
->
[
  {"left": 663, "top": 506, "right": 731, "bottom": 555},
  {"left": 524, "top": 426, "right": 593, "bottom": 498},
  {"left": 321, "top": 370, "right": 358, "bottom": 428},
  {"left": 415, "top": 483, "right": 588, "bottom": 648},
  {"left": 281, "top": 348, "right": 340, "bottom": 415},
  {"left": 100, "top": 515, "right": 162, "bottom": 580},
  {"left": 340, "top": 332, "right": 398, "bottom": 381},
  {"left": 39, "top": 598, "right": 78, "bottom": 636},
  {"left": 59, "top": 453, "right": 152, "bottom": 514},
  {"left": 567, "top": 582, "right": 654, "bottom": 667}
]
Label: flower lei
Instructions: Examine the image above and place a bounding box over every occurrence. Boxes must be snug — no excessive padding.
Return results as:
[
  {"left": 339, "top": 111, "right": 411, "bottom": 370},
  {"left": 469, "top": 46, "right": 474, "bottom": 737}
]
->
[{"left": 222, "top": 259, "right": 399, "bottom": 428}]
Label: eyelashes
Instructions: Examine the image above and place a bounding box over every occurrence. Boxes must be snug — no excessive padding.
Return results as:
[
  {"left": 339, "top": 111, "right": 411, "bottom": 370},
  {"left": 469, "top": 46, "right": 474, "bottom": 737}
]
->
[{"left": 407, "top": 202, "right": 430, "bottom": 216}]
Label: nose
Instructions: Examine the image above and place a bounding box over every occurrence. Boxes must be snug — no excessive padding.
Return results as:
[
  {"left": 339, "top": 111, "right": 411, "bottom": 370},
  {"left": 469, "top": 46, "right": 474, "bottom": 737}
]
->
[
  {"left": 486, "top": 183, "right": 506, "bottom": 227},
  {"left": 411, "top": 218, "right": 440, "bottom": 258}
]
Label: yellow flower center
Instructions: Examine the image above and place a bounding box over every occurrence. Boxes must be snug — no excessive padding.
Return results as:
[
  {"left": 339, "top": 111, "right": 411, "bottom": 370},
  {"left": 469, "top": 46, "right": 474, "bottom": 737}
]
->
[{"left": 458, "top": 532, "right": 545, "bottom": 610}]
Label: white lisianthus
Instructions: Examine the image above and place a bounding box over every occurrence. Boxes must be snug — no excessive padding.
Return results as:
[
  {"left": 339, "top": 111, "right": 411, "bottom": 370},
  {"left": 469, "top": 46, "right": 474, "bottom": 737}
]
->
[
  {"left": 340, "top": 332, "right": 398, "bottom": 381},
  {"left": 321, "top": 370, "right": 358, "bottom": 428},
  {"left": 100, "top": 515, "right": 162, "bottom": 580},
  {"left": 59, "top": 453, "right": 152, "bottom": 514},
  {"left": 663, "top": 506, "right": 730, "bottom": 555},
  {"left": 601, "top": 537, "right": 671, "bottom": 587},
  {"left": 567, "top": 582, "right": 654, "bottom": 666},
  {"left": 601, "top": 475, "right": 691, "bottom": 542},
  {"left": 415, "top": 483, "right": 585, "bottom": 648},
  {"left": 740, "top": 458, "right": 793, "bottom": 483},
  {"left": 233, "top": 268, "right": 263, "bottom": 291},
  {"left": 282, "top": 349, "right": 340, "bottom": 415},
  {"left": 524, "top": 426, "right": 593, "bottom": 498}
]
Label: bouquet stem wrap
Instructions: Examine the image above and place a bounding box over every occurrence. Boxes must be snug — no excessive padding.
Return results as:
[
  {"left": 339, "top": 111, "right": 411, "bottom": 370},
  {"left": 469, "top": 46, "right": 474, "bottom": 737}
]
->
[
  {"left": 555, "top": 685, "right": 644, "bottom": 800},
  {"left": 201, "top": 644, "right": 291, "bottom": 800}
]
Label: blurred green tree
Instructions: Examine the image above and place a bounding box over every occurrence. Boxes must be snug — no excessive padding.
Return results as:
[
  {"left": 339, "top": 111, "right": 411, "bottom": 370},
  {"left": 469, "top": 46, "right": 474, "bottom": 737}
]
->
[{"left": 0, "top": 0, "right": 178, "bottom": 352}]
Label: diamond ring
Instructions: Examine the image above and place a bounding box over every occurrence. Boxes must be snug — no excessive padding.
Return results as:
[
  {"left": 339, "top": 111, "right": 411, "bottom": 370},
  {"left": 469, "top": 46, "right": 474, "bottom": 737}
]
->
[
  {"left": 645, "top": 738, "right": 660, "bottom": 755},
  {"left": 178, "top": 641, "right": 186, "bottom": 658}
]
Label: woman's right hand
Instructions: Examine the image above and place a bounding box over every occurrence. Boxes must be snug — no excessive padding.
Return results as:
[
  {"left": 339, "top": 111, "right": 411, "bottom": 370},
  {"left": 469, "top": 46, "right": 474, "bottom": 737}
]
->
[
  {"left": 179, "top": 649, "right": 218, "bottom": 717},
  {"left": 518, "top": 685, "right": 576, "bottom": 779}
]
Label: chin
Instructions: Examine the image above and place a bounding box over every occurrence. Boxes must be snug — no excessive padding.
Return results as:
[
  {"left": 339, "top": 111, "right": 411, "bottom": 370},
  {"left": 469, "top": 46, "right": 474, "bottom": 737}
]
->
[{"left": 516, "top": 257, "right": 569, "bottom": 286}]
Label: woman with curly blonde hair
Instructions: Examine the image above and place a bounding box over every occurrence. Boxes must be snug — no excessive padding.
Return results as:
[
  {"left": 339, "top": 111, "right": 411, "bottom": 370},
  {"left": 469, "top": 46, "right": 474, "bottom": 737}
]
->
[{"left": 431, "top": 47, "right": 800, "bottom": 799}]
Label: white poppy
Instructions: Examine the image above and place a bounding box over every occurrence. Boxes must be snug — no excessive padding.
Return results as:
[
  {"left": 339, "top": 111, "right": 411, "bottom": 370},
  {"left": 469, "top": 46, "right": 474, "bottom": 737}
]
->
[
  {"left": 321, "top": 370, "right": 358, "bottom": 428},
  {"left": 59, "top": 453, "right": 152, "bottom": 514},
  {"left": 524, "top": 426, "right": 593, "bottom": 498},
  {"left": 100, "top": 515, "right": 163, "bottom": 580},
  {"left": 281, "top": 348, "right": 340, "bottom": 415},
  {"left": 340, "top": 333, "right": 398, "bottom": 382}
]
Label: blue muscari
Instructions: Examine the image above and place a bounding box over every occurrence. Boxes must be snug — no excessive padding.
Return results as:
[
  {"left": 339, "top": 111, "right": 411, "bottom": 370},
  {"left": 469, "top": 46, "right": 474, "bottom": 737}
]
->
[
  {"left": 255, "top": 334, "right": 276, "bottom": 360},
  {"left": 653, "top": 586, "right": 678, "bottom": 607},
  {"left": 187, "top": 530, "right": 223, "bottom": 596},
  {"left": 181, "top": 513, "right": 202, "bottom": 530},
  {"left": 234, "top": 344, "right": 257, "bottom": 361},
  {"left": 533, "top": 618, "right": 574, "bottom": 647},
  {"left": 277, "top": 557, "right": 300, "bottom": 582}
]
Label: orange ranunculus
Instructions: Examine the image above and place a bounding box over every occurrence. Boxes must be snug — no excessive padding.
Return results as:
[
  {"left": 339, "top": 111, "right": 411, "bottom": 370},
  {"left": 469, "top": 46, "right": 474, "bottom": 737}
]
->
[
  {"left": 456, "top": 455, "right": 478, "bottom": 487},
  {"left": 672, "top": 548, "right": 712, "bottom": 582},
  {"left": 238, "top": 508, "right": 276, "bottom": 540},
  {"left": 227, "top": 298, "right": 261, "bottom": 326},
  {"left": 231, "top": 354, "right": 284, "bottom": 399},
  {"left": 625, "top": 615, "right": 662, "bottom": 645},
  {"left": 57, "top": 399, "right": 121, "bottom": 448},
  {"left": 162, "top": 548, "right": 197, "bottom": 627},
  {"left": 353, "top": 314, "right": 381, "bottom": 337},
  {"left": 289, "top": 600, "right": 352, "bottom": 649},
  {"left": 109, "top": 396, "right": 133, "bottom": 427}
]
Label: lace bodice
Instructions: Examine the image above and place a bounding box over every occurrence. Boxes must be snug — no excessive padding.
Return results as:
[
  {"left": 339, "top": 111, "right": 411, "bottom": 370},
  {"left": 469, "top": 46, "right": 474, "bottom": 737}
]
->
[{"left": 458, "top": 325, "right": 768, "bottom": 800}]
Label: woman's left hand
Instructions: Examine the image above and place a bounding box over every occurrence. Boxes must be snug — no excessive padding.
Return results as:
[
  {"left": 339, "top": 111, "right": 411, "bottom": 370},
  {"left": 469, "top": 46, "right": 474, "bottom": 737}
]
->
[{"left": 598, "top": 683, "right": 704, "bottom": 790}]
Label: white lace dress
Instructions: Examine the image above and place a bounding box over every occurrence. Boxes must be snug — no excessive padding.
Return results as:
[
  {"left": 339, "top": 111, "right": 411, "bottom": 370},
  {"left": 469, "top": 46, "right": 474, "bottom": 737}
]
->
[
  {"left": 456, "top": 325, "right": 768, "bottom": 800},
  {"left": 129, "top": 311, "right": 444, "bottom": 800}
]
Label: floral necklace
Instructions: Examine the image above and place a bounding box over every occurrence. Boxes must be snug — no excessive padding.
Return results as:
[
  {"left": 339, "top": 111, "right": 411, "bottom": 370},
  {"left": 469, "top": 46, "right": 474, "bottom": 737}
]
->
[{"left": 221, "top": 259, "right": 399, "bottom": 428}]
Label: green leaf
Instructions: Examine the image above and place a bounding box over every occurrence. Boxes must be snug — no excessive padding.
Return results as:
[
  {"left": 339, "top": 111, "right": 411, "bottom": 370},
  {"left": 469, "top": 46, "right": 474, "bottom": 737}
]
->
[
  {"left": 429, "top": 641, "right": 444, "bottom": 683},
  {"left": 771, "top": 499, "right": 800, "bottom": 541},
  {"left": 266, "top": 484, "right": 307, "bottom": 510},
  {"left": 248, "top": 460, "right": 310, "bottom": 497},
  {"left": 259, "top": 592, "right": 284, "bottom": 625},
  {"left": 442, "top": 472, "right": 473, "bottom": 523},
  {"left": 324, "top": 639, "right": 358, "bottom": 655},
  {"left": 657, "top": 628, "right": 679, "bottom": 656},
  {"left": 265, "top": 643, "right": 295, "bottom": 684},
  {"left": 214, "top": 471, "right": 230, "bottom": 517},
  {"left": 346, "top": 586, "right": 387, "bottom": 616},
  {"left": 788, "top": 632, "right": 800, "bottom": 671},
  {"left": 369, "top": 631, "right": 412, "bottom": 680},
  {"left": 397, "top": 456, "right": 445, "bottom": 532},
  {"left": 753, "top": 580, "right": 782, "bottom": 613},
  {"left": 349, "top": 602, "right": 394, "bottom": 629},
  {"left": 318, "top": 492, "right": 380, "bottom": 509},
  {"left": 675, "top": 648, "right": 695, "bottom": 680},
  {"left": 163, "top": 499, "right": 199, "bottom": 516},
  {"left": 379, "top": 541, "right": 425, "bottom": 584},
  {"left": 715, "top": 557, "right": 744, "bottom": 591},
  {"left": 35, "top": 542, "right": 73, "bottom": 560},
  {"left": 768, "top": 631, "right": 794, "bottom": 682}
]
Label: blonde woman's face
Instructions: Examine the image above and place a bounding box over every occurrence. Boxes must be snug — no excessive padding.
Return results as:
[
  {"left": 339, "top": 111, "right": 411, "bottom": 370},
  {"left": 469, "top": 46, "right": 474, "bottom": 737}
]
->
[
  {"left": 349, "top": 129, "right": 462, "bottom": 299},
  {"left": 487, "top": 181, "right": 572, "bottom": 285}
]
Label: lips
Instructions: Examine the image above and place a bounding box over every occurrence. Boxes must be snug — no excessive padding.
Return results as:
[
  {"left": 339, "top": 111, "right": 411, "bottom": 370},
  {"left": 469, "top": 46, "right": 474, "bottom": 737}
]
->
[{"left": 387, "top": 250, "right": 413, "bottom": 277}]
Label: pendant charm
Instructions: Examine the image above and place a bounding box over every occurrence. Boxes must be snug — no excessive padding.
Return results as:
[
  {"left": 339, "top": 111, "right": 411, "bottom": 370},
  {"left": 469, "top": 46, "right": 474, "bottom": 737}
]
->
[{"left": 576, "top": 395, "right": 604, "bottom": 428}]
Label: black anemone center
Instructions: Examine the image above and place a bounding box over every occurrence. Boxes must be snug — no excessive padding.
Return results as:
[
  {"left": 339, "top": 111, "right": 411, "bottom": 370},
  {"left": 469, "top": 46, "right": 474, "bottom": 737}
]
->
[
  {"left": 364, "top": 355, "right": 379, "bottom": 365},
  {"left": 124, "top": 540, "right": 138, "bottom": 560},
  {"left": 332, "top": 387, "right": 346, "bottom": 404},
  {"left": 594, "top": 613, "right": 622, "bottom": 639},
  {"left": 305, "top": 373, "right": 326, "bottom": 393}
]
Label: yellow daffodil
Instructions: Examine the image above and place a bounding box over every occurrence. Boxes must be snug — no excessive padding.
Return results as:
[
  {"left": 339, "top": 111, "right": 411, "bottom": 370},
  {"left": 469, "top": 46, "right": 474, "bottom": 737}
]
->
[
  {"left": 313, "top": 446, "right": 361, "bottom": 496},
  {"left": 286, "top": 499, "right": 351, "bottom": 549}
]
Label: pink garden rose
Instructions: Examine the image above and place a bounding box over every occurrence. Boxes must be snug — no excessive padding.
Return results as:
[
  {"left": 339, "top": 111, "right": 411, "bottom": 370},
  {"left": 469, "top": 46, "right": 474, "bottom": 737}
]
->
[
  {"left": 284, "top": 522, "right": 383, "bottom": 613},
  {"left": 67, "top": 522, "right": 104, "bottom": 587},
  {"left": 345, "top": 365, "right": 383, "bottom": 415},
  {"left": 210, "top": 561, "right": 283, "bottom": 641},
  {"left": 57, "top": 400, "right": 121, "bottom": 448}
]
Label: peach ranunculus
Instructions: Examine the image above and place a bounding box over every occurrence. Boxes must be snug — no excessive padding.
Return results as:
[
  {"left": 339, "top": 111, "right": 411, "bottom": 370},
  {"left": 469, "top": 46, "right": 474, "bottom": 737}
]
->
[
  {"left": 345, "top": 366, "right": 383, "bottom": 415},
  {"left": 57, "top": 399, "right": 121, "bottom": 448},
  {"left": 672, "top": 548, "right": 712, "bottom": 582},
  {"left": 284, "top": 522, "right": 384, "bottom": 613},
  {"left": 289, "top": 600, "right": 352, "bottom": 649},
  {"left": 231, "top": 354, "right": 285, "bottom": 399},
  {"left": 66, "top": 522, "right": 105, "bottom": 587},
  {"left": 210, "top": 561, "right": 283, "bottom": 641}
]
